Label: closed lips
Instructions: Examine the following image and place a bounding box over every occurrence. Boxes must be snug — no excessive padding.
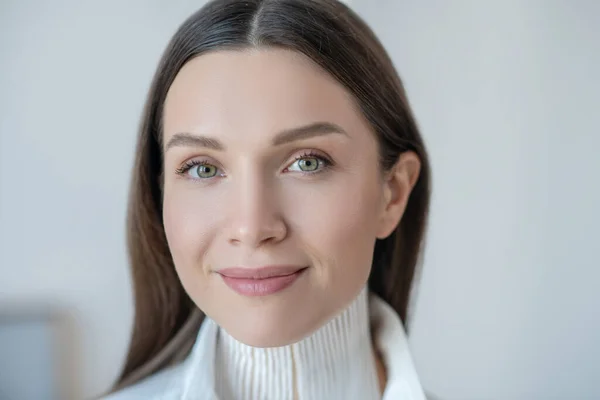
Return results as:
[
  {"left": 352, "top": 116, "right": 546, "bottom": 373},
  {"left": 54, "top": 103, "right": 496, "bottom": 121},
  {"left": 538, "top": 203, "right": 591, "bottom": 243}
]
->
[
  {"left": 217, "top": 266, "right": 308, "bottom": 297},
  {"left": 217, "top": 266, "right": 307, "bottom": 279}
]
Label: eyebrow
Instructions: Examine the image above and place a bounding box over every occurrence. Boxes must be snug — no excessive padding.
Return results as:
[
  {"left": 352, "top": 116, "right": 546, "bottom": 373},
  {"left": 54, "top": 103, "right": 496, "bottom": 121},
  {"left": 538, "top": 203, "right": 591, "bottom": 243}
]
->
[
  {"left": 272, "top": 122, "right": 348, "bottom": 146},
  {"left": 165, "top": 122, "right": 348, "bottom": 151},
  {"left": 165, "top": 133, "right": 224, "bottom": 151}
]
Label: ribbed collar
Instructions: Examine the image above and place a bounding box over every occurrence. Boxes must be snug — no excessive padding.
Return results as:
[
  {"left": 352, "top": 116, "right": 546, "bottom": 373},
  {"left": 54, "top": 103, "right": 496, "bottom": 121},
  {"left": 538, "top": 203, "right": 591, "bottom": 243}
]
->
[{"left": 178, "top": 289, "right": 425, "bottom": 400}]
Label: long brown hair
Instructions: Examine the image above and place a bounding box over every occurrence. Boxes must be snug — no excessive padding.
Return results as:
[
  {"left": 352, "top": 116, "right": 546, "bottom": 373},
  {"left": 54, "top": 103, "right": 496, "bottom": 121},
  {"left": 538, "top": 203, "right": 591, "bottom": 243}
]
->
[{"left": 113, "top": 0, "right": 430, "bottom": 392}]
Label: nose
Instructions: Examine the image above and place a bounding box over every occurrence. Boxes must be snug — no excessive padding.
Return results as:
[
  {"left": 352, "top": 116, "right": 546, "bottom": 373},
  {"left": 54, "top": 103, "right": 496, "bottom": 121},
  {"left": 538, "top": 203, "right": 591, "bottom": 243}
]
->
[{"left": 226, "top": 173, "right": 287, "bottom": 248}]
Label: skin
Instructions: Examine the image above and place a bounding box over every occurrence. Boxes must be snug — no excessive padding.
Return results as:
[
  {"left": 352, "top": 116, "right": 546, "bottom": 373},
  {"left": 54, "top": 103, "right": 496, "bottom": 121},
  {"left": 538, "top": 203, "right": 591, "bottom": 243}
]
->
[{"left": 161, "top": 48, "right": 420, "bottom": 390}]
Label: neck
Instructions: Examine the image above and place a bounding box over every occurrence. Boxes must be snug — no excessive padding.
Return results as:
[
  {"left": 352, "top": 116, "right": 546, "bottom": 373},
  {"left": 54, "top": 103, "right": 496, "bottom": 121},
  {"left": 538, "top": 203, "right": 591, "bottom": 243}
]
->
[{"left": 214, "top": 287, "right": 381, "bottom": 400}]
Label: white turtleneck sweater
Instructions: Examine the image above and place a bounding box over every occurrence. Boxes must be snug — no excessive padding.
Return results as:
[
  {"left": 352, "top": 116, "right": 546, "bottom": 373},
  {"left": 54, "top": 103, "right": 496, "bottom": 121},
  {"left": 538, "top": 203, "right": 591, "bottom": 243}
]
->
[
  {"left": 104, "top": 289, "right": 426, "bottom": 400},
  {"left": 213, "top": 288, "right": 380, "bottom": 399}
]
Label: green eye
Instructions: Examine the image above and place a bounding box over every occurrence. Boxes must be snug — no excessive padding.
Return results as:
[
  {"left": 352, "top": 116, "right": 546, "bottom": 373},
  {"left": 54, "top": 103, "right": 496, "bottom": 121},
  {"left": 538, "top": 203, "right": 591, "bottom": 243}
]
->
[
  {"left": 287, "top": 154, "right": 331, "bottom": 174},
  {"left": 192, "top": 164, "right": 218, "bottom": 178},
  {"left": 295, "top": 157, "right": 320, "bottom": 172}
]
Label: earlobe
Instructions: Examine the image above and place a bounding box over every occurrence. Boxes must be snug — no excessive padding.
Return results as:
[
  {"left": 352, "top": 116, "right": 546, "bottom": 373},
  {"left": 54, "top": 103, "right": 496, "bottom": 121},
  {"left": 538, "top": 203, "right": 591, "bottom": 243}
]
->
[{"left": 376, "top": 151, "right": 421, "bottom": 239}]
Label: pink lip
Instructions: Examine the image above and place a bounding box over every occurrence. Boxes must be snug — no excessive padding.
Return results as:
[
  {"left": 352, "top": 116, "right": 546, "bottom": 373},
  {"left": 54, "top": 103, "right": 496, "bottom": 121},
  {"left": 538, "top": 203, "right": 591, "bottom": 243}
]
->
[{"left": 217, "top": 266, "right": 307, "bottom": 297}]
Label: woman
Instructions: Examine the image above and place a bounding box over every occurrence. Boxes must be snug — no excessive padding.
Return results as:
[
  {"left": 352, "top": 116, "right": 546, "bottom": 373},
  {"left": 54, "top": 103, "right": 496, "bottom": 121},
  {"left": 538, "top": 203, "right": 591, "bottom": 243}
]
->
[{"left": 105, "top": 0, "right": 430, "bottom": 398}]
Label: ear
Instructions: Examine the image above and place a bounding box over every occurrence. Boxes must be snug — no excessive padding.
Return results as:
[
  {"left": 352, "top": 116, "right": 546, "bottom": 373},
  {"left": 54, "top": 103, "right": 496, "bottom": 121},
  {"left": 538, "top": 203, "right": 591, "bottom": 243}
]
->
[{"left": 376, "top": 151, "right": 421, "bottom": 239}]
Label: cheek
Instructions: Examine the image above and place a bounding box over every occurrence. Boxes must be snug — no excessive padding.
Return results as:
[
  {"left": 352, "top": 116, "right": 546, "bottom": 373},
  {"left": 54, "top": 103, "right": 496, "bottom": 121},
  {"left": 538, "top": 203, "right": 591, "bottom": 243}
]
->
[
  {"left": 162, "top": 182, "right": 220, "bottom": 277},
  {"left": 286, "top": 173, "right": 384, "bottom": 278}
]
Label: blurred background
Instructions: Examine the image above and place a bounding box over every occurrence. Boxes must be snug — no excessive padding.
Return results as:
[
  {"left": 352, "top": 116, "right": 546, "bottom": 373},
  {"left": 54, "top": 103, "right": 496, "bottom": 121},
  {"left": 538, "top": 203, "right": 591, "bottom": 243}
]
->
[{"left": 1, "top": 0, "right": 599, "bottom": 399}]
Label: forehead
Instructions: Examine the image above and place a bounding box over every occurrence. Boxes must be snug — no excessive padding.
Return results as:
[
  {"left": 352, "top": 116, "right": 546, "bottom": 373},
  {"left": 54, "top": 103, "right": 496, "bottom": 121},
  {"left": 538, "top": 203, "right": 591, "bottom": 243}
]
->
[{"left": 162, "top": 48, "right": 367, "bottom": 143}]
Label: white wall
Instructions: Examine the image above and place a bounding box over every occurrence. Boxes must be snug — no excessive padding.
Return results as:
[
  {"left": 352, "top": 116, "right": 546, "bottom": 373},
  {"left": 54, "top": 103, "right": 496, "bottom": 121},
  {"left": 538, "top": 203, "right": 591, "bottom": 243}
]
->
[
  {"left": 0, "top": 1, "right": 208, "bottom": 398},
  {"left": 1, "top": 1, "right": 598, "bottom": 399},
  {"left": 352, "top": 1, "right": 600, "bottom": 399}
]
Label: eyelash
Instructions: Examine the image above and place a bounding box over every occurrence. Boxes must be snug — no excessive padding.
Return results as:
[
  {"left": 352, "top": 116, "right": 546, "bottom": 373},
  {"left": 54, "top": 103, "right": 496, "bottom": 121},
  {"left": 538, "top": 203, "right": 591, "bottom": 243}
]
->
[
  {"left": 175, "top": 159, "right": 214, "bottom": 176},
  {"left": 284, "top": 150, "right": 333, "bottom": 175},
  {"left": 174, "top": 151, "right": 333, "bottom": 178}
]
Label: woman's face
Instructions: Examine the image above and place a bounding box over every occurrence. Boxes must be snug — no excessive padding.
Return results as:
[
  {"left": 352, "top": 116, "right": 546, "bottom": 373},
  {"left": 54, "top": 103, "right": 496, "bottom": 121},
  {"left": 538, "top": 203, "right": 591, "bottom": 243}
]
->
[{"left": 162, "top": 49, "right": 410, "bottom": 347}]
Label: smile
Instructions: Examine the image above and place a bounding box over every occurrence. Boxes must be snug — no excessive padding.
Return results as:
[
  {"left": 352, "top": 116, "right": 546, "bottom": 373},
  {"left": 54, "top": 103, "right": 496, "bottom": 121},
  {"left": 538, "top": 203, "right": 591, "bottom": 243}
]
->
[{"left": 217, "top": 265, "right": 308, "bottom": 297}]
